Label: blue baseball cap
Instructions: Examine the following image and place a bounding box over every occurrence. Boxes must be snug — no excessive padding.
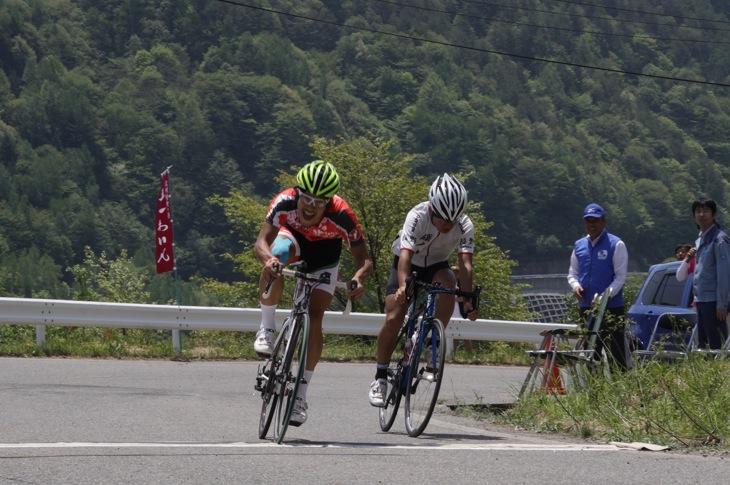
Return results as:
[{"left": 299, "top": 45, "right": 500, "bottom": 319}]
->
[{"left": 583, "top": 203, "right": 606, "bottom": 219}]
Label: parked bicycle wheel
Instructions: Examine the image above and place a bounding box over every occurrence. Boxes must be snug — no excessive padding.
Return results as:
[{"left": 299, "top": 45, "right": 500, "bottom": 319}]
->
[
  {"left": 379, "top": 325, "right": 409, "bottom": 432},
  {"left": 273, "top": 314, "right": 309, "bottom": 444},
  {"left": 257, "top": 319, "right": 289, "bottom": 439},
  {"left": 404, "top": 317, "right": 446, "bottom": 437}
]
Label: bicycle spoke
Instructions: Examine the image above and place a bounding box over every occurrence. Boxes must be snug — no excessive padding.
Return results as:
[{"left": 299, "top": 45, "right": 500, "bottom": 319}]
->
[{"left": 404, "top": 318, "right": 446, "bottom": 437}]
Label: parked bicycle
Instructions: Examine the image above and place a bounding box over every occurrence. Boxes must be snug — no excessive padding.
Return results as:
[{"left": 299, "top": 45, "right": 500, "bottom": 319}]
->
[
  {"left": 255, "top": 261, "right": 354, "bottom": 444},
  {"left": 378, "top": 274, "right": 481, "bottom": 437}
]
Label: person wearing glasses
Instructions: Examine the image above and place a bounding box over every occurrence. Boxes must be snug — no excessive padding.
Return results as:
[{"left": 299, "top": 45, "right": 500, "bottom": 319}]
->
[
  {"left": 253, "top": 160, "right": 372, "bottom": 425},
  {"left": 369, "top": 173, "right": 479, "bottom": 407}
]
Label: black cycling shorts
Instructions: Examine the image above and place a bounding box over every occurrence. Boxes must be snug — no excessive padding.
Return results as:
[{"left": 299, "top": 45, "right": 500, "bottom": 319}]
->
[{"left": 385, "top": 256, "right": 450, "bottom": 296}]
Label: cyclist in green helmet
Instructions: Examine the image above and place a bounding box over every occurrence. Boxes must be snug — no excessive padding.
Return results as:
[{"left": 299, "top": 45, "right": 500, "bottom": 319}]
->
[{"left": 253, "top": 160, "right": 372, "bottom": 426}]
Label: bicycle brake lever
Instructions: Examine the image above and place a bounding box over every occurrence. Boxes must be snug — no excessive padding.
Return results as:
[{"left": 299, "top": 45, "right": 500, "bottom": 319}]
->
[
  {"left": 262, "top": 262, "right": 279, "bottom": 298},
  {"left": 343, "top": 280, "right": 358, "bottom": 315}
]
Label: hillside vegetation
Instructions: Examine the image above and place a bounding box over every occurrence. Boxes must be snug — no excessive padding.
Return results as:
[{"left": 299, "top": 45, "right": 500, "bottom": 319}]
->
[{"left": 1, "top": 0, "right": 729, "bottom": 302}]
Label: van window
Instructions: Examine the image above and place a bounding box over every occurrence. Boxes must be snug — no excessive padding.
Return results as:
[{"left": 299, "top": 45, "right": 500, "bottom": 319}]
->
[
  {"left": 640, "top": 269, "right": 665, "bottom": 305},
  {"left": 646, "top": 271, "right": 685, "bottom": 307}
]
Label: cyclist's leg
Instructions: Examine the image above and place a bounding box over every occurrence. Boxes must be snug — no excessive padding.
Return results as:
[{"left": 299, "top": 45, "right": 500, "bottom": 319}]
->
[
  {"left": 377, "top": 265, "right": 408, "bottom": 364},
  {"left": 369, "top": 292, "right": 408, "bottom": 407},
  {"left": 258, "top": 229, "right": 300, "bottom": 303},
  {"left": 300, "top": 263, "right": 339, "bottom": 374},
  {"left": 378, "top": 295, "right": 408, "bottom": 362},
  {"left": 255, "top": 231, "right": 299, "bottom": 355},
  {"left": 305, "top": 287, "right": 334, "bottom": 373},
  {"left": 290, "top": 267, "right": 335, "bottom": 425},
  {"left": 431, "top": 266, "right": 457, "bottom": 328}
]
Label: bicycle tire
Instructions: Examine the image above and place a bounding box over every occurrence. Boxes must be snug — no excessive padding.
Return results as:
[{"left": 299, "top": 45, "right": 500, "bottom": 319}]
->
[
  {"left": 379, "top": 325, "right": 409, "bottom": 432},
  {"left": 404, "top": 318, "right": 446, "bottom": 437},
  {"left": 257, "top": 320, "right": 289, "bottom": 439},
  {"left": 274, "top": 313, "right": 309, "bottom": 444}
]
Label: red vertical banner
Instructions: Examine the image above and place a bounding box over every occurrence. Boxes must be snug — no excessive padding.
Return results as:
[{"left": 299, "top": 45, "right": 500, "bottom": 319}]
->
[{"left": 155, "top": 169, "right": 175, "bottom": 273}]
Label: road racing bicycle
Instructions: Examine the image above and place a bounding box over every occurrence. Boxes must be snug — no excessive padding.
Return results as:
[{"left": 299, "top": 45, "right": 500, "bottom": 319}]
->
[
  {"left": 255, "top": 261, "right": 353, "bottom": 443},
  {"left": 379, "top": 274, "right": 481, "bottom": 437}
]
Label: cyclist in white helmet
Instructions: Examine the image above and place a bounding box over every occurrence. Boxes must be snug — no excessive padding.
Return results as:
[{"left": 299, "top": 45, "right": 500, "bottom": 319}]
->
[{"left": 369, "top": 173, "right": 479, "bottom": 407}]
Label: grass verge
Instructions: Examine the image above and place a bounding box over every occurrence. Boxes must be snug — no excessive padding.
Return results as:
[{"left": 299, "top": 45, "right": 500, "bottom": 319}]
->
[{"left": 489, "top": 354, "right": 730, "bottom": 453}]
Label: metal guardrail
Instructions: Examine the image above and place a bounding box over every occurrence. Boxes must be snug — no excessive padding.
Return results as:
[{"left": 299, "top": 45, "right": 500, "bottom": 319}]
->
[{"left": 0, "top": 297, "right": 576, "bottom": 350}]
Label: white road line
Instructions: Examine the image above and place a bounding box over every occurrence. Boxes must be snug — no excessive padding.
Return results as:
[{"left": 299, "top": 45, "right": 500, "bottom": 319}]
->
[{"left": 0, "top": 442, "right": 621, "bottom": 451}]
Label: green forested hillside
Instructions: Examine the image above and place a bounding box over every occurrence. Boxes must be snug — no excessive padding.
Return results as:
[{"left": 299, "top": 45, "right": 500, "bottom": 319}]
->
[{"left": 1, "top": 0, "right": 729, "bottom": 299}]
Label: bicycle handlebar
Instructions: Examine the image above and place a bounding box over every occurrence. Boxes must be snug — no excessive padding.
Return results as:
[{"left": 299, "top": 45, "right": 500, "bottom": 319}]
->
[
  {"left": 405, "top": 272, "right": 482, "bottom": 314},
  {"left": 262, "top": 261, "right": 357, "bottom": 314}
]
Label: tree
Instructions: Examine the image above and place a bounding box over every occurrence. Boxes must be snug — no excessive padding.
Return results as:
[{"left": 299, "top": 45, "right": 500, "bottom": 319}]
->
[
  {"left": 205, "top": 135, "right": 529, "bottom": 321},
  {"left": 67, "top": 246, "right": 150, "bottom": 303}
]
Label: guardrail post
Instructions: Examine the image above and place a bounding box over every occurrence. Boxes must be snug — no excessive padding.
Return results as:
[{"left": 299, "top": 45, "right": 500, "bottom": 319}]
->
[
  {"left": 35, "top": 325, "right": 46, "bottom": 347},
  {"left": 172, "top": 329, "right": 182, "bottom": 352}
]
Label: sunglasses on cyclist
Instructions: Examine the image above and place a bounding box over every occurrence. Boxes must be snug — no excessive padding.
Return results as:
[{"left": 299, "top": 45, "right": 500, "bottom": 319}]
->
[{"left": 297, "top": 189, "right": 329, "bottom": 208}]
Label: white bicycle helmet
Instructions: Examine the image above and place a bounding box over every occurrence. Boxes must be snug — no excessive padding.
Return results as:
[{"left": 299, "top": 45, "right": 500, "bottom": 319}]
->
[{"left": 428, "top": 173, "right": 467, "bottom": 222}]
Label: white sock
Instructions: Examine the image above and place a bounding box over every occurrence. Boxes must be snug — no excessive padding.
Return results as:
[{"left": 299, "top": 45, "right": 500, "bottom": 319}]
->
[
  {"left": 298, "top": 370, "right": 314, "bottom": 400},
  {"left": 260, "top": 304, "right": 277, "bottom": 331}
]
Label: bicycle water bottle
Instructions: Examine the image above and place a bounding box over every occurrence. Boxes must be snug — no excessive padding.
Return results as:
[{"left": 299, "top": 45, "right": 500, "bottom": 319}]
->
[
  {"left": 401, "top": 331, "right": 417, "bottom": 365},
  {"left": 402, "top": 338, "right": 412, "bottom": 365}
]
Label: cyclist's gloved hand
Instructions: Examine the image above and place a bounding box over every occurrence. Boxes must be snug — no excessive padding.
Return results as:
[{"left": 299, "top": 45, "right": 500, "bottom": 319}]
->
[
  {"left": 463, "top": 300, "right": 479, "bottom": 321},
  {"left": 270, "top": 236, "right": 291, "bottom": 265}
]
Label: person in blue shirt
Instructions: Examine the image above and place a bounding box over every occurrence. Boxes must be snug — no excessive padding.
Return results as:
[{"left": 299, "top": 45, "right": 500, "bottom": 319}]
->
[
  {"left": 689, "top": 198, "right": 730, "bottom": 350},
  {"left": 567, "top": 203, "right": 630, "bottom": 370}
]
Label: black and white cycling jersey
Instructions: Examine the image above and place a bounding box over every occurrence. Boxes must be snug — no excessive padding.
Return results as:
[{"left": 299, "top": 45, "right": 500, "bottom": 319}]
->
[{"left": 392, "top": 202, "right": 475, "bottom": 267}]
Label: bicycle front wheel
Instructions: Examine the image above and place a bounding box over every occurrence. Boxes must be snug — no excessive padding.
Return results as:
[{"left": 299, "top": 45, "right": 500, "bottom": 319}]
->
[
  {"left": 274, "top": 314, "right": 309, "bottom": 444},
  {"left": 404, "top": 318, "right": 446, "bottom": 437},
  {"left": 258, "top": 320, "right": 288, "bottom": 439}
]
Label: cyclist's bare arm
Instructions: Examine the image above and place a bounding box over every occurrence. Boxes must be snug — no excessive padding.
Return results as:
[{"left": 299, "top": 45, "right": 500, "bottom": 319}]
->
[
  {"left": 254, "top": 222, "right": 283, "bottom": 278},
  {"left": 457, "top": 252, "right": 479, "bottom": 320},
  {"left": 394, "top": 249, "right": 415, "bottom": 304},
  {"left": 347, "top": 242, "right": 372, "bottom": 301}
]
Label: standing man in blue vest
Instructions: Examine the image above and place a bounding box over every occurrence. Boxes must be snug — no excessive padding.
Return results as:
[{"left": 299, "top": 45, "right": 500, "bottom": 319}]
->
[{"left": 567, "top": 203, "right": 630, "bottom": 370}]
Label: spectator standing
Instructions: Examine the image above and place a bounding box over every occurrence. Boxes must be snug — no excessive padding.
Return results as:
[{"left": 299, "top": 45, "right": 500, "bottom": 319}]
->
[
  {"left": 688, "top": 198, "right": 730, "bottom": 349},
  {"left": 567, "top": 203, "right": 630, "bottom": 371}
]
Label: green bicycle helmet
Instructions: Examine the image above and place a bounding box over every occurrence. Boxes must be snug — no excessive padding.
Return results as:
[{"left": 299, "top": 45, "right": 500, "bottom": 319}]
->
[{"left": 296, "top": 160, "right": 340, "bottom": 198}]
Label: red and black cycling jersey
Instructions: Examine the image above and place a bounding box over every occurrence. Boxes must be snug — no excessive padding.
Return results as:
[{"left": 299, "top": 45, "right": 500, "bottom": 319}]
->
[{"left": 265, "top": 188, "right": 365, "bottom": 270}]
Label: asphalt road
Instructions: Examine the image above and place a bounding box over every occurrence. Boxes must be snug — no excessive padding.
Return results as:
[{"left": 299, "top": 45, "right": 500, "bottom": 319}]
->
[{"left": 1, "top": 357, "right": 727, "bottom": 484}]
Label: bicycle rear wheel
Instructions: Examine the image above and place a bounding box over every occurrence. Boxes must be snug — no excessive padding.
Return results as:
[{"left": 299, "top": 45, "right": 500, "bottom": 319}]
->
[
  {"left": 273, "top": 314, "right": 309, "bottom": 444},
  {"left": 379, "top": 325, "right": 410, "bottom": 431},
  {"left": 257, "top": 319, "right": 289, "bottom": 439},
  {"left": 379, "top": 322, "right": 413, "bottom": 431},
  {"left": 379, "top": 363, "right": 405, "bottom": 431},
  {"left": 404, "top": 318, "right": 446, "bottom": 437}
]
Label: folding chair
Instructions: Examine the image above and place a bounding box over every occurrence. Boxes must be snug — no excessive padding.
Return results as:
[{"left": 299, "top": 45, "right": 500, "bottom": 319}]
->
[
  {"left": 519, "top": 290, "right": 610, "bottom": 399},
  {"left": 692, "top": 332, "right": 730, "bottom": 360},
  {"left": 633, "top": 312, "right": 697, "bottom": 364}
]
